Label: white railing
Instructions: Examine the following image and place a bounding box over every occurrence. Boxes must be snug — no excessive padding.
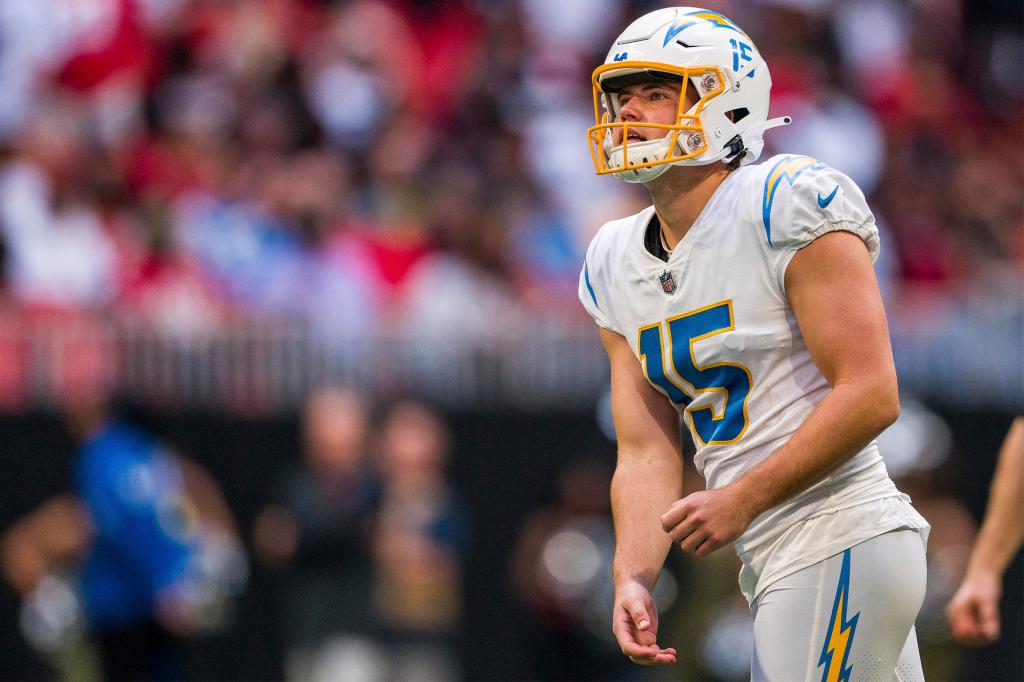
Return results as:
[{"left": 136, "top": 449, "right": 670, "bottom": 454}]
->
[{"left": 0, "top": 297, "right": 1019, "bottom": 414}]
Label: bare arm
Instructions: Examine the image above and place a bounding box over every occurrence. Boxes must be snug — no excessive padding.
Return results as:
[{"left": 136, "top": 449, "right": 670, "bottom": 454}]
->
[
  {"left": 601, "top": 327, "right": 682, "bottom": 664},
  {"left": 966, "top": 417, "right": 1024, "bottom": 577},
  {"left": 732, "top": 230, "right": 899, "bottom": 513},
  {"left": 662, "top": 231, "right": 899, "bottom": 554},
  {"left": 1, "top": 495, "right": 90, "bottom": 595},
  {"left": 177, "top": 454, "right": 238, "bottom": 535},
  {"left": 947, "top": 416, "right": 1024, "bottom": 645}
]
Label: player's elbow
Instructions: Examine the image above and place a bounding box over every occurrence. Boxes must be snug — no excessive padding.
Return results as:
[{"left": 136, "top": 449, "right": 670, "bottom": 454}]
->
[
  {"left": 837, "top": 362, "right": 900, "bottom": 436},
  {"left": 864, "top": 377, "right": 900, "bottom": 434}
]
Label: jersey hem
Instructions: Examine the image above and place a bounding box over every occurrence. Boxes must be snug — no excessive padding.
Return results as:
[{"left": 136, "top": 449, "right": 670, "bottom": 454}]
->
[{"left": 737, "top": 495, "right": 930, "bottom": 606}]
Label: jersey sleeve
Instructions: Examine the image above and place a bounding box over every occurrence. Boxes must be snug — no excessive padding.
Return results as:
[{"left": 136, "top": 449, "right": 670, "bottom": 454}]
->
[
  {"left": 578, "top": 224, "right": 621, "bottom": 334},
  {"left": 760, "top": 157, "right": 880, "bottom": 291}
]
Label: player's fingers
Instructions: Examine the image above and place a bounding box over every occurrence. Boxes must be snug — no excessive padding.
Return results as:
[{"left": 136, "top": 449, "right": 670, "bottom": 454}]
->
[
  {"left": 977, "top": 599, "right": 1001, "bottom": 641},
  {"left": 626, "top": 646, "right": 677, "bottom": 665},
  {"left": 694, "top": 533, "right": 722, "bottom": 556},
  {"left": 618, "top": 638, "right": 660, "bottom": 659},
  {"left": 630, "top": 654, "right": 677, "bottom": 666},
  {"left": 614, "top": 602, "right": 659, "bottom": 650},
  {"left": 612, "top": 606, "right": 638, "bottom": 638},
  {"left": 624, "top": 598, "right": 651, "bottom": 631},
  {"left": 949, "top": 601, "right": 990, "bottom": 646},
  {"left": 660, "top": 499, "right": 691, "bottom": 532},
  {"left": 949, "top": 609, "right": 980, "bottom": 641},
  {"left": 679, "top": 528, "right": 709, "bottom": 553},
  {"left": 666, "top": 514, "right": 702, "bottom": 544},
  {"left": 954, "top": 626, "right": 987, "bottom": 647},
  {"left": 615, "top": 603, "right": 656, "bottom": 647}
]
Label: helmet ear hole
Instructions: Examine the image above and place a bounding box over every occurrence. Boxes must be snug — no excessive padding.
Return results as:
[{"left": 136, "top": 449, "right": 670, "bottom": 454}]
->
[{"left": 726, "top": 108, "right": 750, "bottom": 123}]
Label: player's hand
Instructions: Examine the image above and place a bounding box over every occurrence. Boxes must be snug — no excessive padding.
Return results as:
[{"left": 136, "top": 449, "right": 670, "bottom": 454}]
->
[
  {"left": 946, "top": 569, "right": 1002, "bottom": 646},
  {"left": 612, "top": 580, "right": 677, "bottom": 665},
  {"left": 660, "top": 485, "right": 754, "bottom": 556}
]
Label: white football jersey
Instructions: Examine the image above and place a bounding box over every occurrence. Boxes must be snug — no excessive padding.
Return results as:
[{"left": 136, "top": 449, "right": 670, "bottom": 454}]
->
[{"left": 580, "top": 154, "right": 927, "bottom": 595}]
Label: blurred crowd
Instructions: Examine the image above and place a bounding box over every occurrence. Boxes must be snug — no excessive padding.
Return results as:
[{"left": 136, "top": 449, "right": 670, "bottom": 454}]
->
[
  {"left": 0, "top": 0, "right": 1018, "bottom": 342},
  {"left": 2, "top": 378, "right": 1018, "bottom": 680},
  {"left": 0, "top": 2, "right": 1019, "bottom": 678},
  {"left": 252, "top": 388, "right": 468, "bottom": 682},
  {"left": 2, "top": 385, "right": 469, "bottom": 682}
]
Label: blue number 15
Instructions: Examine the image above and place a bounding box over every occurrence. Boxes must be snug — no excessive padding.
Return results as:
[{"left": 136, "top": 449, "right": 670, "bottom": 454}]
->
[{"left": 638, "top": 300, "right": 751, "bottom": 446}]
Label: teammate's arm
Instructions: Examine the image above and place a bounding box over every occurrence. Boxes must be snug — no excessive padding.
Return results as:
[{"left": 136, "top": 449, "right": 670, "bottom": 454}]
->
[
  {"left": 946, "top": 416, "right": 1024, "bottom": 645},
  {"left": 601, "top": 327, "right": 681, "bottom": 665},
  {"left": 662, "top": 230, "right": 899, "bottom": 554},
  {"left": 0, "top": 495, "right": 89, "bottom": 595}
]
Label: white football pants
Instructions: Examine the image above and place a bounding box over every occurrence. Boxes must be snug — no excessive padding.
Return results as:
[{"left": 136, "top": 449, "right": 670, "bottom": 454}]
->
[{"left": 750, "top": 529, "right": 927, "bottom": 682}]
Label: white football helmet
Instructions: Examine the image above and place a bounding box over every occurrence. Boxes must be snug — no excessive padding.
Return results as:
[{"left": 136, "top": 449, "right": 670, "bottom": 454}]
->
[{"left": 587, "top": 7, "right": 791, "bottom": 183}]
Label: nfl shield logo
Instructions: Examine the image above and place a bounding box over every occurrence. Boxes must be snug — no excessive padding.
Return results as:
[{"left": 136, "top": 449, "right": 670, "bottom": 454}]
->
[{"left": 659, "top": 270, "right": 675, "bottom": 294}]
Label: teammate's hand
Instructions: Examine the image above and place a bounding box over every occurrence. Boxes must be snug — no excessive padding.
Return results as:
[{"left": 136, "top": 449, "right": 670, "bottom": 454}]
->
[
  {"left": 946, "top": 569, "right": 1002, "bottom": 646},
  {"left": 612, "top": 580, "right": 677, "bottom": 665},
  {"left": 660, "top": 485, "right": 754, "bottom": 556}
]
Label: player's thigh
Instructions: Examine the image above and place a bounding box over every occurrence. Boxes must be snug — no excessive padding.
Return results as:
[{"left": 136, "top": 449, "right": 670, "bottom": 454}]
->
[{"left": 751, "top": 529, "right": 927, "bottom": 682}]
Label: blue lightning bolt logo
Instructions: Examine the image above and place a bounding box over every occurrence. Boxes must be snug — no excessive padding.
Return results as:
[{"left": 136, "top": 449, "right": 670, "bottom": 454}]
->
[
  {"left": 818, "top": 549, "right": 860, "bottom": 682},
  {"left": 761, "top": 155, "right": 825, "bottom": 244},
  {"left": 662, "top": 10, "right": 747, "bottom": 46}
]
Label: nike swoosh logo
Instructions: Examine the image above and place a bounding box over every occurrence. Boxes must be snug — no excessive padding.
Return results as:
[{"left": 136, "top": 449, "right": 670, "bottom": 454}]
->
[{"left": 817, "top": 185, "right": 839, "bottom": 208}]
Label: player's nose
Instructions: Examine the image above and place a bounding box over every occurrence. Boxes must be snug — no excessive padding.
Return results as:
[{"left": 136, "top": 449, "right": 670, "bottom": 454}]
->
[{"left": 617, "top": 99, "right": 643, "bottom": 123}]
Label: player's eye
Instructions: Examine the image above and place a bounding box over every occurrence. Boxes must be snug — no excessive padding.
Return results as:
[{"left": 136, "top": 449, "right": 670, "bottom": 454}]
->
[{"left": 650, "top": 90, "right": 669, "bottom": 101}]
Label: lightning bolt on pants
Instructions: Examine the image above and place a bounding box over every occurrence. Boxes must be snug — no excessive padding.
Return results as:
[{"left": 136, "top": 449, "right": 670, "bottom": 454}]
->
[{"left": 749, "top": 529, "right": 927, "bottom": 682}]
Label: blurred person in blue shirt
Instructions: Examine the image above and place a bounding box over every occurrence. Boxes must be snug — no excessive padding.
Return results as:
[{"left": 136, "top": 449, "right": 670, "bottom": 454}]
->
[{"left": 2, "top": 390, "right": 246, "bottom": 681}]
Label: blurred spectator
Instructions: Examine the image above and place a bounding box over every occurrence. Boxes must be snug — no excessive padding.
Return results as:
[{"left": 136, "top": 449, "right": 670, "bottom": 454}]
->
[
  {"left": 116, "top": 198, "right": 225, "bottom": 336},
  {"left": 371, "top": 400, "right": 468, "bottom": 681},
  {"left": 0, "top": 388, "right": 247, "bottom": 681},
  {"left": 252, "top": 386, "right": 380, "bottom": 682},
  {"left": 0, "top": 110, "right": 120, "bottom": 310}
]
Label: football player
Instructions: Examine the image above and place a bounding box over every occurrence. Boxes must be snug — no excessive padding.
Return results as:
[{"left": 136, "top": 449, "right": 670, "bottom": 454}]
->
[{"left": 578, "top": 7, "right": 930, "bottom": 680}]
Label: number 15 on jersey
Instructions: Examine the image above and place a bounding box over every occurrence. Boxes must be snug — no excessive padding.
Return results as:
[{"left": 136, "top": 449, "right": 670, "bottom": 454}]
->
[{"left": 638, "top": 300, "right": 752, "bottom": 446}]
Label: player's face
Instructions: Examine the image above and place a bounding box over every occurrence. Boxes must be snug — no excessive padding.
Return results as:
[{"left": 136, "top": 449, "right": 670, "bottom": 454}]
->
[{"left": 611, "top": 81, "right": 693, "bottom": 147}]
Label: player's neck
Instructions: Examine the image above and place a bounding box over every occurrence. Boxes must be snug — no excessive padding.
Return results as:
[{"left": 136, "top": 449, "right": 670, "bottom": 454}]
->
[{"left": 647, "top": 164, "right": 732, "bottom": 250}]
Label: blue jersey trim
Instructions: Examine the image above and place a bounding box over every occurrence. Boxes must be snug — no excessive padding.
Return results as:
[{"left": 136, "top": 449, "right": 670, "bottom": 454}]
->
[{"left": 584, "top": 263, "right": 599, "bottom": 309}]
